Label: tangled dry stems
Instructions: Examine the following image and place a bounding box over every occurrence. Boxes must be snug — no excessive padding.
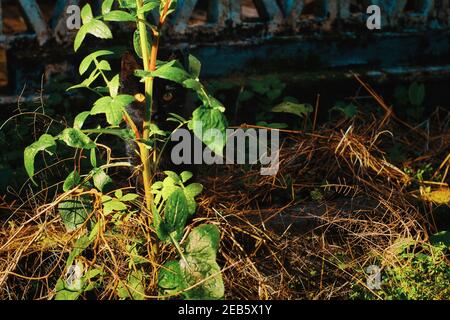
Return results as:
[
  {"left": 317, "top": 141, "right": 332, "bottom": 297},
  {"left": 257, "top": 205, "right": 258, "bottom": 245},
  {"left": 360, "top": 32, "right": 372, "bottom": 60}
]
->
[{"left": 0, "top": 89, "right": 449, "bottom": 299}]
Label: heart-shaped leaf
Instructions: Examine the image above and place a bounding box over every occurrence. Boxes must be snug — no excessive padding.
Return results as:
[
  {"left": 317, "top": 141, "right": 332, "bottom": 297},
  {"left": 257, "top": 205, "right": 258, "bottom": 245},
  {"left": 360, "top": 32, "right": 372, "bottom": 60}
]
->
[{"left": 24, "top": 134, "right": 57, "bottom": 182}]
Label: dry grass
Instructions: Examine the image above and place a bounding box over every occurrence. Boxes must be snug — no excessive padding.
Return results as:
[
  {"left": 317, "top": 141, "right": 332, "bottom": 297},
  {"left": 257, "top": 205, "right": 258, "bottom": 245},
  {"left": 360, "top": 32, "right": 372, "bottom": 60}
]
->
[{"left": 0, "top": 79, "right": 449, "bottom": 300}]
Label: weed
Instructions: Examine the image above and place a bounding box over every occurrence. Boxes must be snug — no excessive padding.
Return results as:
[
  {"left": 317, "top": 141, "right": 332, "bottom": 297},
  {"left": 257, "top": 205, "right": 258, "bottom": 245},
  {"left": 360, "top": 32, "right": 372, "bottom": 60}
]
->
[{"left": 22, "top": 0, "right": 227, "bottom": 300}]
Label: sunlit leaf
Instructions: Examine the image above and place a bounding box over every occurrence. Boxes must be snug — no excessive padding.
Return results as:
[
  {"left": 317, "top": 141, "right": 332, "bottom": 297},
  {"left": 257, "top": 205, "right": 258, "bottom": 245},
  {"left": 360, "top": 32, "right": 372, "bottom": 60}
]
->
[
  {"left": 104, "top": 10, "right": 136, "bottom": 22},
  {"left": 102, "top": 0, "right": 115, "bottom": 15},
  {"left": 79, "top": 50, "right": 114, "bottom": 75},
  {"left": 91, "top": 95, "right": 135, "bottom": 126},
  {"left": 92, "top": 168, "right": 112, "bottom": 192},
  {"left": 59, "top": 128, "right": 96, "bottom": 149},
  {"left": 188, "top": 54, "right": 201, "bottom": 79},
  {"left": 63, "top": 170, "right": 81, "bottom": 192},
  {"left": 24, "top": 134, "right": 57, "bottom": 182},
  {"left": 74, "top": 111, "right": 91, "bottom": 129},
  {"left": 80, "top": 4, "right": 93, "bottom": 24},
  {"left": 188, "top": 106, "right": 228, "bottom": 156},
  {"left": 158, "top": 260, "right": 185, "bottom": 296}
]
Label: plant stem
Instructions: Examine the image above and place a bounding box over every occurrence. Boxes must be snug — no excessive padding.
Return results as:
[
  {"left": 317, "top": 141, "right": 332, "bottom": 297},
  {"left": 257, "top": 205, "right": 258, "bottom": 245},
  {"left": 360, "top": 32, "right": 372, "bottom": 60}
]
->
[
  {"left": 135, "top": 0, "right": 172, "bottom": 264},
  {"left": 169, "top": 233, "right": 192, "bottom": 272},
  {"left": 135, "top": 0, "right": 155, "bottom": 212}
]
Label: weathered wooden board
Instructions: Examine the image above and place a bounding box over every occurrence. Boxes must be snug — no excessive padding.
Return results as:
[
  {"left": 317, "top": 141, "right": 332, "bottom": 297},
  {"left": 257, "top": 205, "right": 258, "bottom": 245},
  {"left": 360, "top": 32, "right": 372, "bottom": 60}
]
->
[{"left": 0, "top": 0, "right": 448, "bottom": 98}]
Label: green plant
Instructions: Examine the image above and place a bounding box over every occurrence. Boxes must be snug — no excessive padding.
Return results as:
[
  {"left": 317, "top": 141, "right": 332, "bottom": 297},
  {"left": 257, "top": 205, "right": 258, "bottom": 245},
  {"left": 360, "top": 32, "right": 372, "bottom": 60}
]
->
[
  {"left": 403, "top": 163, "right": 434, "bottom": 182},
  {"left": 330, "top": 101, "right": 358, "bottom": 119},
  {"left": 24, "top": 0, "right": 227, "bottom": 300},
  {"left": 351, "top": 239, "right": 450, "bottom": 300},
  {"left": 394, "top": 81, "right": 426, "bottom": 123}
]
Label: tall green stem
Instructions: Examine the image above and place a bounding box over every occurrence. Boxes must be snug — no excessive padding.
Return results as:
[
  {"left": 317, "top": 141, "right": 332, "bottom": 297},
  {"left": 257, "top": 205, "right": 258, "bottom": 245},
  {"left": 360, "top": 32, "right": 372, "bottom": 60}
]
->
[{"left": 135, "top": 0, "right": 155, "bottom": 212}]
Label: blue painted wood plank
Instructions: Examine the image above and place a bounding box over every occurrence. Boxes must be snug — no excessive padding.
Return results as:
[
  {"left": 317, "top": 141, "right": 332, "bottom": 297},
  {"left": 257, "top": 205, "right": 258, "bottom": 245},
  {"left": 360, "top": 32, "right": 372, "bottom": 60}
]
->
[{"left": 18, "top": 0, "right": 49, "bottom": 45}]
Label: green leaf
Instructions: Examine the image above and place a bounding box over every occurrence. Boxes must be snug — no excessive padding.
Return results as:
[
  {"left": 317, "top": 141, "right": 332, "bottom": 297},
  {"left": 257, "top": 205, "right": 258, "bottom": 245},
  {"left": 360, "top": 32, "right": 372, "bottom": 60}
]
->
[
  {"left": 158, "top": 260, "right": 185, "bottom": 296},
  {"left": 181, "top": 255, "right": 224, "bottom": 300},
  {"left": 157, "top": 224, "right": 224, "bottom": 300},
  {"left": 68, "top": 69, "right": 101, "bottom": 90},
  {"left": 84, "top": 19, "right": 113, "bottom": 39},
  {"left": 138, "top": 1, "right": 160, "bottom": 14},
  {"left": 102, "top": 195, "right": 127, "bottom": 214},
  {"left": 75, "top": 20, "right": 113, "bottom": 52},
  {"left": 167, "top": 113, "right": 187, "bottom": 124},
  {"left": 97, "top": 60, "right": 111, "bottom": 71},
  {"left": 148, "top": 123, "right": 167, "bottom": 137},
  {"left": 83, "top": 128, "right": 135, "bottom": 140},
  {"left": 184, "top": 183, "right": 202, "bottom": 198},
  {"left": 189, "top": 106, "right": 228, "bottom": 156},
  {"left": 55, "top": 278, "right": 82, "bottom": 300},
  {"left": 184, "top": 224, "right": 220, "bottom": 260},
  {"left": 109, "top": 74, "right": 120, "bottom": 97},
  {"left": 164, "top": 171, "right": 181, "bottom": 183},
  {"left": 115, "top": 189, "right": 123, "bottom": 199},
  {"left": 74, "top": 111, "right": 91, "bottom": 129},
  {"left": 330, "top": 103, "right": 358, "bottom": 118},
  {"left": 103, "top": 10, "right": 136, "bottom": 22},
  {"left": 180, "top": 171, "right": 193, "bottom": 183},
  {"left": 66, "top": 223, "right": 99, "bottom": 267},
  {"left": 272, "top": 101, "right": 313, "bottom": 118},
  {"left": 188, "top": 54, "right": 201, "bottom": 79},
  {"left": 81, "top": 4, "right": 94, "bottom": 24},
  {"left": 180, "top": 224, "right": 224, "bottom": 300},
  {"left": 120, "top": 193, "right": 139, "bottom": 202},
  {"left": 196, "top": 94, "right": 225, "bottom": 112},
  {"left": 183, "top": 183, "right": 203, "bottom": 216},
  {"left": 102, "top": 0, "right": 115, "bottom": 15},
  {"left": 118, "top": 0, "right": 137, "bottom": 9},
  {"left": 91, "top": 95, "right": 135, "bottom": 126},
  {"left": 133, "top": 29, "right": 152, "bottom": 59},
  {"left": 409, "top": 82, "right": 425, "bottom": 107},
  {"left": 92, "top": 168, "right": 112, "bottom": 192},
  {"left": 58, "top": 197, "right": 92, "bottom": 232},
  {"left": 152, "top": 181, "right": 163, "bottom": 190},
  {"left": 63, "top": 170, "right": 81, "bottom": 192},
  {"left": 90, "top": 148, "right": 97, "bottom": 168},
  {"left": 24, "top": 134, "right": 57, "bottom": 181},
  {"left": 157, "top": 176, "right": 179, "bottom": 205},
  {"left": 183, "top": 79, "right": 202, "bottom": 91},
  {"left": 117, "top": 270, "right": 145, "bottom": 300},
  {"left": 249, "top": 76, "right": 285, "bottom": 99},
  {"left": 164, "top": 188, "right": 189, "bottom": 240},
  {"left": 79, "top": 50, "right": 114, "bottom": 75},
  {"left": 136, "top": 60, "right": 191, "bottom": 84},
  {"left": 153, "top": 205, "right": 169, "bottom": 241},
  {"left": 74, "top": 25, "right": 88, "bottom": 52},
  {"left": 84, "top": 268, "right": 103, "bottom": 280},
  {"left": 59, "top": 128, "right": 96, "bottom": 149}
]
